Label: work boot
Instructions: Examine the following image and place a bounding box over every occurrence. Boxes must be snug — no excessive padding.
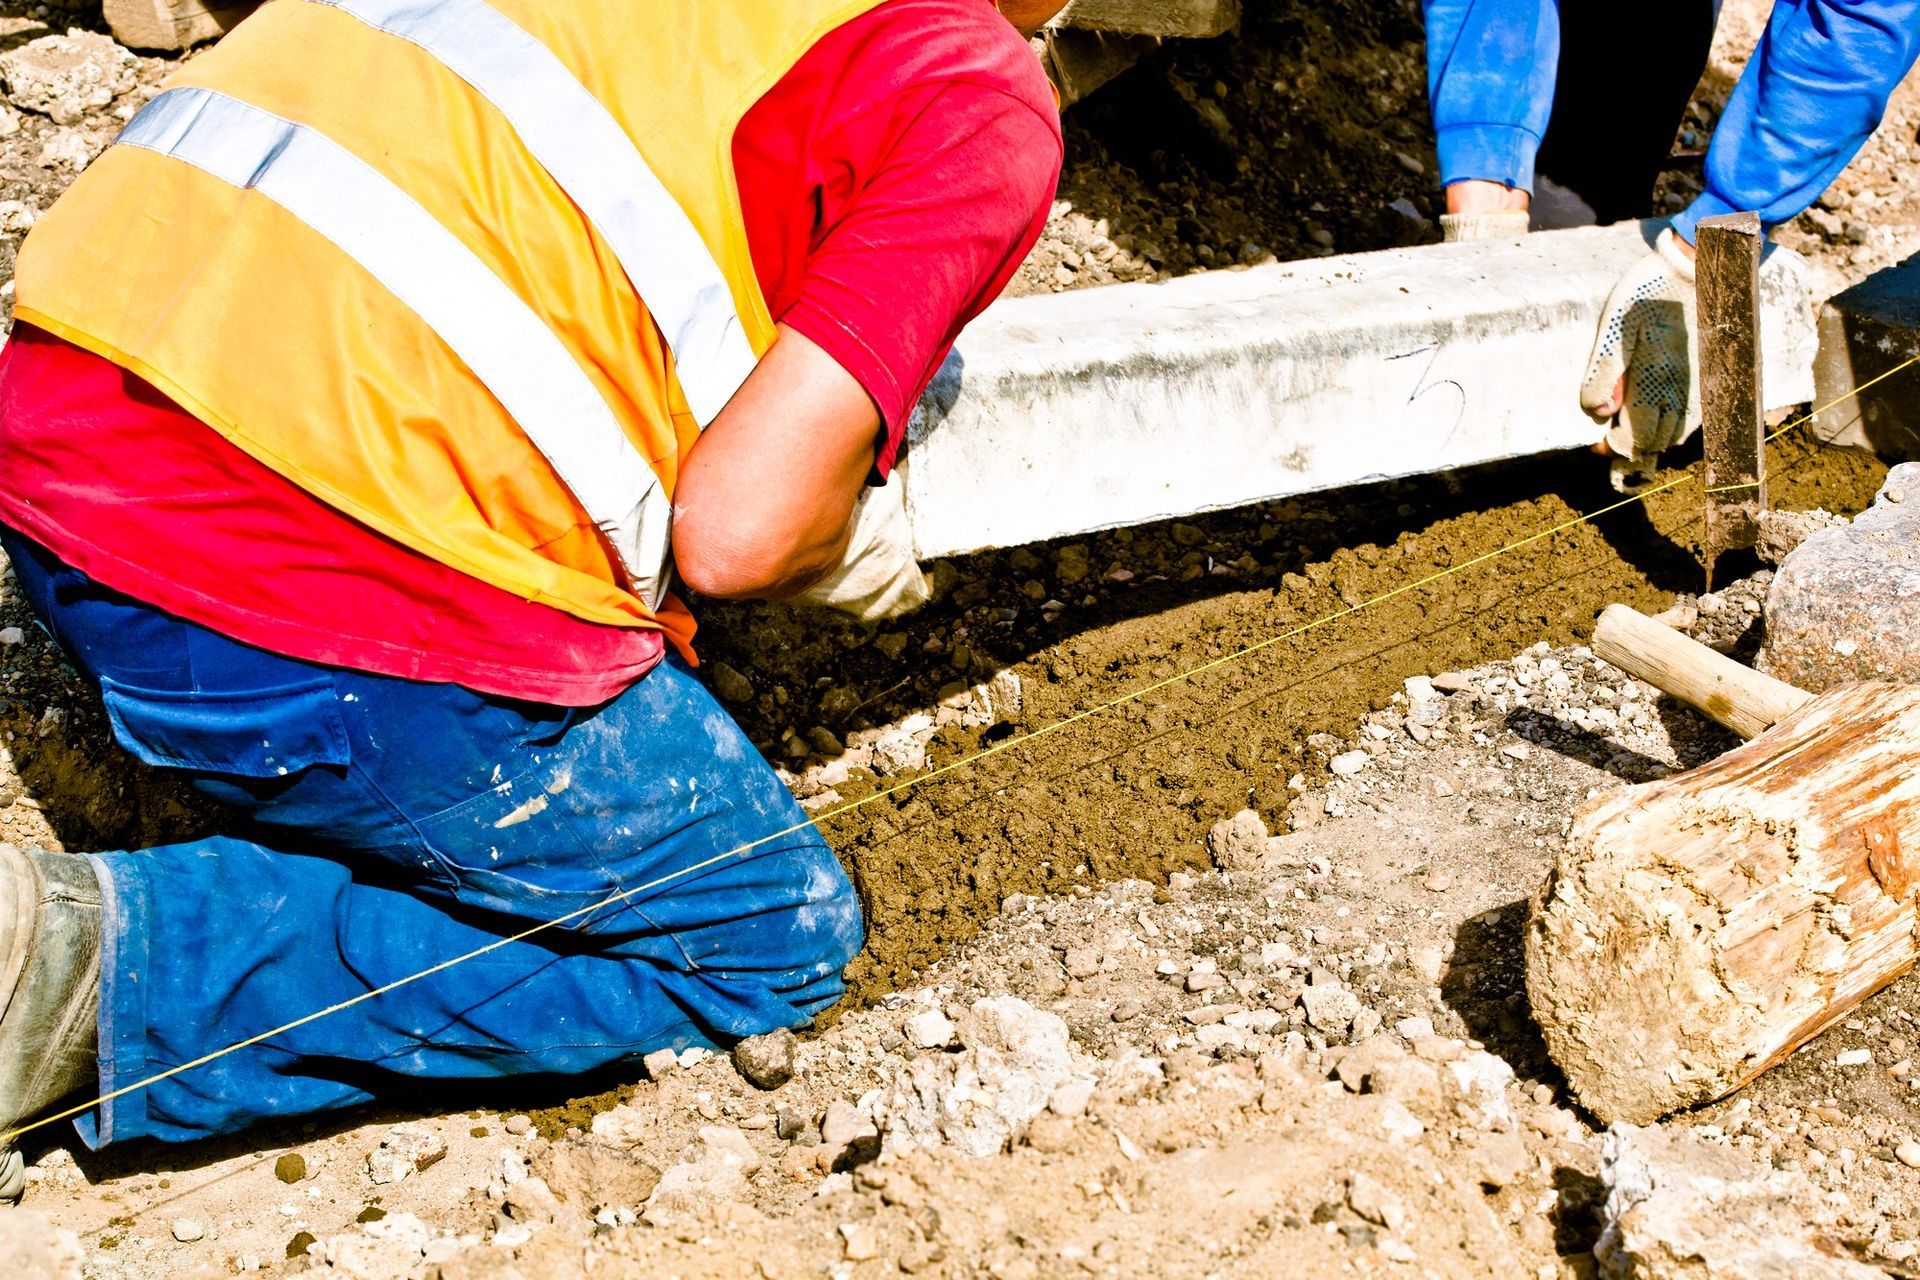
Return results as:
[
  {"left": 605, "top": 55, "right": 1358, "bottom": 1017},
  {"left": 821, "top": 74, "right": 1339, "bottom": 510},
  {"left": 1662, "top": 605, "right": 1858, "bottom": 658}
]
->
[{"left": 0, "top": 844, "right": 101, "bottom": 1203}]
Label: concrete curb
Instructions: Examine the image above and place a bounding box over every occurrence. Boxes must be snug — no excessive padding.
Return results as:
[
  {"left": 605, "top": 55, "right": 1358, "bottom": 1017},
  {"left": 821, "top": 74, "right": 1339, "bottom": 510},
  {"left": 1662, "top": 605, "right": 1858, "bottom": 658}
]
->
[
  {"left": 906, "top": 220, "right": 1818, "bottom": 559},
  {"left": 1813, "top": 250, "right": 1920, "bottom": 460}
]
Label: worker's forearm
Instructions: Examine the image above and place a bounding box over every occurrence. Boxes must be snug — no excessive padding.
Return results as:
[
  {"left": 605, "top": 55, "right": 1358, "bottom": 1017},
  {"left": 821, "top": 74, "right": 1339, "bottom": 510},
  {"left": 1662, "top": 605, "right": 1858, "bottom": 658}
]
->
[
  {"left": 1424, "top": 0, "right": 1557, "bottom": 192},
  {"left": 671, "top": 495, "right": 854, "bottom": 601},
  {"left": 1674, "top": 0, "right": 1920, "bottom": 243},
  {"left": 670, "top": 324, "right": 879, "bottom": 601}
]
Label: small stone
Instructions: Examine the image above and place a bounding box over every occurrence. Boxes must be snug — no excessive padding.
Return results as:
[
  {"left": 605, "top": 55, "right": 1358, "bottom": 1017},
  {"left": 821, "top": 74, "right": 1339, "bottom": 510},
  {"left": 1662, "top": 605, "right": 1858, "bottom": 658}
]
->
[
  {"left": 273, "top": 1152, "right": 307, "bottom": 1184},
  {"left": 1300, "top": 984, "right": 1362, "bottom": 1033},
  {"left": 1431, "top": 671, "right": 1474, "bottom": 693},
  {"left": 1836, "top": 1048, "right": 1873, "bottom": 1068},
  {"left": 533, "top": 1139, "right": 661, "bottom": 1211},
  {"left": 709, "top": 662, "right": 754, "bottom": 704},
  {"left": 1025, "top": 1112, "right": 1076, "bottom": 1153},
  {"left": 732, "top": 1028, "right": 798, "bottom": 1090},
  {"left": 840, "top": 1222, "right": 881, "bottom": 1261},
  {"left": 1048, "top": 1077, "right": 1096, "bottom": 1118},
  {"left": 1062, "top": 948, "right": 1099, "bottom": 979},
  {"left": 1329, "top": 750, "right": 1369, "bottom": 777},
  {"left": 366, "top": 1123, "right": 447, "bottom": 1185},
  {"left": 641, "top": 1047, "right": 680, "bottom": 1080},
  {"left": 904, "top": 1009, "right": 957, "bottom": 1049},
  {"left": 1411, "top": 947, "right": 1447, "bottom": 985},
  {"left": 1377, "top": 1100, "right": 1426, "bottom": 1143},
  {"left": 1500, "top": 742, "right": 1531, "bottom": 761},
  {"left": 171, "top": 1218, "right": 205, "bottom": 1243},
  {"left": 1471, "top": 1131, "right": 1530, "bottom": 1189},
  {"left": 821, "top": 1100, "right": 873, "bottom": 1149},
  {"left": 1896, "top": 1141, "right": 1920, "bottom": 1169},
  {"left": 503, "top": 1114, "right": 533, "bottom": 1136},
  {"left": 0, "top": 627, "right": 23, "bottom": 646},
  {"left": 1206, "top": 808, "right": 1270, "bottom": 873},
  {"left": 1422, "top": 872, "right": 1453, "bottom": 893},
  {"left": 1347, "top": 1172, "right": 1408, "bottom": 1231},
  {"left": 1764, "top": 467, "right": 1920, "bottom": 691}
]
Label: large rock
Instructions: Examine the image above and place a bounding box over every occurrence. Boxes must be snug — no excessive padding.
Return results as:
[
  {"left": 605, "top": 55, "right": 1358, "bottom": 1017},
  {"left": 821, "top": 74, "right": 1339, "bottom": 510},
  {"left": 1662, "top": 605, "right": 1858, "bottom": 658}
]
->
[
  {"left": 1595, "top": 1125, "right": 1882, "bottom": 1279},
  {"left": 1762, "top": 463, "right": 1920, "bottom": 690},
  {"left": 875, "top": 996, "right": 1090, "bottom": 1157},
  {"left": 0, "top": 31, "right": 137, "bottom": 125},
  {"left": 532, "top": 1138, "right": 661, "bottom": 1213},
  {"left": 641, "top": 1127, "right": 759, "bottom": 1219}
]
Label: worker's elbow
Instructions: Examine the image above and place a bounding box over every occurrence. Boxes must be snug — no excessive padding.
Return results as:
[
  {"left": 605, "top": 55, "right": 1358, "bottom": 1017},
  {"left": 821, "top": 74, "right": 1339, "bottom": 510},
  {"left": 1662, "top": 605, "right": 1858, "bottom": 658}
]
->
[{"left": 672, "top": 520, "right": 831, "bottom": 601}]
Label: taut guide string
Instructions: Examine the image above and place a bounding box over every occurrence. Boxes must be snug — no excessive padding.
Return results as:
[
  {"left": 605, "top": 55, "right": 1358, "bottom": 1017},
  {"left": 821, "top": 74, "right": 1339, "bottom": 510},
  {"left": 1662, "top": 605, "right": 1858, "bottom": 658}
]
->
[{"left": 7, "top": 350, "right": 1920, "bottom": 1147}]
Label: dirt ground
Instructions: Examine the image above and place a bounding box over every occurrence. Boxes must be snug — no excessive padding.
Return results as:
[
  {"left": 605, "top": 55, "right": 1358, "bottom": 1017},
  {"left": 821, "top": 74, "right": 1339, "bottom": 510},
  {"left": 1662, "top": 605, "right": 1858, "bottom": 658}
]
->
[{"left": 6, "top": 1, "right": 1920, "bottom": 1278}]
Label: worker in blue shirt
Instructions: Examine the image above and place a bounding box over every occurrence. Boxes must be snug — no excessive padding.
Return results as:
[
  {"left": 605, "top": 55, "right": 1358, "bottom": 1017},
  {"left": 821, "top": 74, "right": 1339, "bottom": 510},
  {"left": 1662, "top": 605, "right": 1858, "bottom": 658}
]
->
[
  {"left": 1427, "top": 0, "right": 1920, "bottom": 486},
  {"left": 1427, "top": 0, "right": 1717, "bottom": 238}
]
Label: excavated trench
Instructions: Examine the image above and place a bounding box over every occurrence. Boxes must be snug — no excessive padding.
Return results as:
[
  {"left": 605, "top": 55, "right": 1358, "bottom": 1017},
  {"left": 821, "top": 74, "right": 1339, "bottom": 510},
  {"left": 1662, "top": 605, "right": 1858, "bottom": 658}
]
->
[
  {"left": 497, "top": 429, "right": 1885, "bottom": 1134},
  {"left": 0, "top": 426, "right": 1886, "bottom": 1140},
  {"left": 697, "top": 433, "right": 1884, "bottom": 1013},
  {"left": 0, "top": 0, "right": 1889, "bottom": 1139}
]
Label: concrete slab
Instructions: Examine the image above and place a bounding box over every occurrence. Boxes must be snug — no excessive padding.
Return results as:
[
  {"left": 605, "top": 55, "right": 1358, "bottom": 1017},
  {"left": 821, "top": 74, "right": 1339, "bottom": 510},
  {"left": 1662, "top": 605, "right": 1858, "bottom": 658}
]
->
[
  {"left": 904, "top": 221, "right": 1819, "bottom": 559},
  {"left": 1035, "top": 30, "right": 1153, "bottom": 108},
  {"left": 1813, "top": 250, "right": 1920, "bottom": 459},
  {"left": 1055, "top": 0, "right": 1238, "bottom": 39}
]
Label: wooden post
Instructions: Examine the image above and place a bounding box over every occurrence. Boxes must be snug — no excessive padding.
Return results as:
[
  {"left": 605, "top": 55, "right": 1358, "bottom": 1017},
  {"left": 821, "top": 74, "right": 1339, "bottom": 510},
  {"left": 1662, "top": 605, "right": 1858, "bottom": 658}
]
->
[{"left": 1695, "top": 212, "right": 1768, "bottom": 589}]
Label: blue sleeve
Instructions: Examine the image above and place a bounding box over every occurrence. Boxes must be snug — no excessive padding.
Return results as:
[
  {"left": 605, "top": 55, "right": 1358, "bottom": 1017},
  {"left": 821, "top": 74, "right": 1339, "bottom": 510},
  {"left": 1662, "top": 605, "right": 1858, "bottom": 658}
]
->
[
  {"left": 1674, "top": 0, "right": 1920, "bottom": 241},
  {"left": 1425, "top": 0, "right": 1559, "bottom": 192}
]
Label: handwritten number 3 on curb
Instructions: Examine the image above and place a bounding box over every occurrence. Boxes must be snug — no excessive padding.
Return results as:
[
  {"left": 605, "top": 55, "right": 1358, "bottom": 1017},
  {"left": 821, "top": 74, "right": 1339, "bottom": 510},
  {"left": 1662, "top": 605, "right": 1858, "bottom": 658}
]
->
[{"left": 7, "top": 352, "right": 1919, "bottom": 1147}]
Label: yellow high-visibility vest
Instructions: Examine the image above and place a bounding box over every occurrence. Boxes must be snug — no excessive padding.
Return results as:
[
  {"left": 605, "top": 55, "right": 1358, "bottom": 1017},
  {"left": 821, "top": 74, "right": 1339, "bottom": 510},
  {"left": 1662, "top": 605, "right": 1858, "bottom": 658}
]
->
[{"left": 14, "top": 0, "right": 892, "bottom": 648}]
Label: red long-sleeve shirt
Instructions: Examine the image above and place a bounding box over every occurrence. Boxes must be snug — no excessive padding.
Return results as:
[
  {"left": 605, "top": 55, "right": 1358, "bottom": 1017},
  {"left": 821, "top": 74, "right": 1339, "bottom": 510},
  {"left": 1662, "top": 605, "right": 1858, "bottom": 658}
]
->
[{"left": 0, "top": 0, "right": 1060, "bottom": 704}]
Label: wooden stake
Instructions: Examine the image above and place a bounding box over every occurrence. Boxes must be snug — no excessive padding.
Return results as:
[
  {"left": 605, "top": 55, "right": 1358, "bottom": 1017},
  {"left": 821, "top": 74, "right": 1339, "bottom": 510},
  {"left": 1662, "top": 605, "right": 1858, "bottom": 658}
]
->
[
  {"left": 1695, "top": 212, "right": 1768, "bottom": 590},
  {"left": 1591, "top": 604, "right": 1810, "bottom": 740}
]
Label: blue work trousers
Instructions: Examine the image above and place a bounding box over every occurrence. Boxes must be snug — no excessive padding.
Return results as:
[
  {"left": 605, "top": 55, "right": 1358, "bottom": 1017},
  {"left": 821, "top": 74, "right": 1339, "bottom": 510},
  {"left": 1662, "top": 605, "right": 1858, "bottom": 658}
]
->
[{"left": 0, "top": 529, "right": 862, "bottom": 1146}]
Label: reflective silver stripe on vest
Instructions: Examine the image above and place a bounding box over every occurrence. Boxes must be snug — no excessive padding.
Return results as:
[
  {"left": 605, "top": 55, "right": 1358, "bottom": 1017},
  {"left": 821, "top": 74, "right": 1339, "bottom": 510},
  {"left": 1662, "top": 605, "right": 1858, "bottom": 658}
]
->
[
  {"left": 308, "top": 0, "right": 757, "bottom": 428},
  {"left": 118, "top": 87, "right": 675, "bottom": 609}
]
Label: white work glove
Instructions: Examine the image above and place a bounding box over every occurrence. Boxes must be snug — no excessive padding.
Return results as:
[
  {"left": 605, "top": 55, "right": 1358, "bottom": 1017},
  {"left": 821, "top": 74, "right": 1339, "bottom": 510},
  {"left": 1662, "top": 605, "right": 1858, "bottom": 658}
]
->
[
  {"left": 1579, "top": 227, "right": 1701, "bottom": 482},
  {"left": 790, "top": 473, "right": 931, "bottom": 622},
  {"left": 1440, "top": 209, "right": 1529, "bottom": 243}
]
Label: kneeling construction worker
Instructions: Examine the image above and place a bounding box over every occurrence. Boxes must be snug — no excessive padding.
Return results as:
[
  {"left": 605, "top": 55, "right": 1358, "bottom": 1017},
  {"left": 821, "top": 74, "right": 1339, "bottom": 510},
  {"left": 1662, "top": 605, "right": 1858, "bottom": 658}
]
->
[{"left": 0, "top": 0, "right": 1065, "bottom": 1194}]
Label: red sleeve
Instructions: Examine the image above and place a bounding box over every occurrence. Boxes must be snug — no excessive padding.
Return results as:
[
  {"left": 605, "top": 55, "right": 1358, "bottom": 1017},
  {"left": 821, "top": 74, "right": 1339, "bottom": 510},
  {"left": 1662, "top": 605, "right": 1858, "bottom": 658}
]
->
[{"left": 780, "top": 82, "right": 1062, "bottom": 478}]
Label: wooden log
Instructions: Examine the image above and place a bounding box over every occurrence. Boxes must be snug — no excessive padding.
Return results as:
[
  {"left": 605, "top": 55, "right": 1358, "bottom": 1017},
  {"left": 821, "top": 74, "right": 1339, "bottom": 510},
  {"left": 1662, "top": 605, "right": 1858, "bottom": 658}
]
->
[
  {"left": 103, "top": 0, "right": 260, "bottom": 52},
  {"left": 1592, "top": 603, "right": 1811, "bottom": 740},
  {"left": 1527, "top": 678, "right": 1920, "bottom": 1124}
]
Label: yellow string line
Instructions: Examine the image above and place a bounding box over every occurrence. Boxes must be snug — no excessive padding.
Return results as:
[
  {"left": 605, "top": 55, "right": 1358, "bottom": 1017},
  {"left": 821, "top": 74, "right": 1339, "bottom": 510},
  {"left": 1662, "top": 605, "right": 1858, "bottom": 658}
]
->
[
  {"left": 7, "top": 350, "right": 1919, "bottom": 1148},
  {"left": 1702, "top": 355, "right": 1916, "bottom": 496}
]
